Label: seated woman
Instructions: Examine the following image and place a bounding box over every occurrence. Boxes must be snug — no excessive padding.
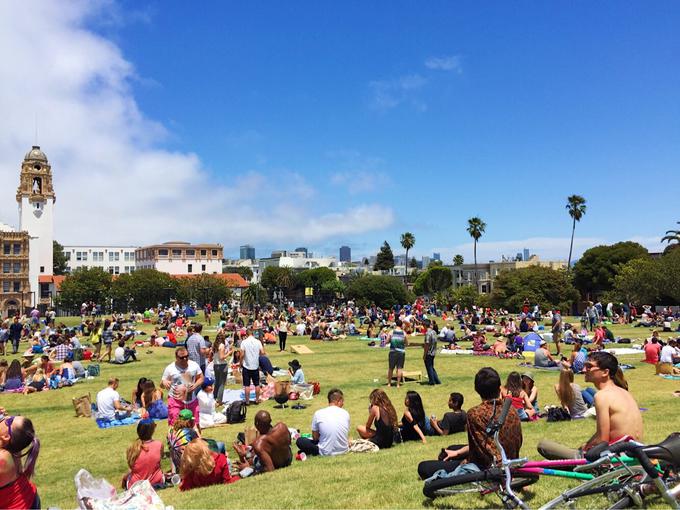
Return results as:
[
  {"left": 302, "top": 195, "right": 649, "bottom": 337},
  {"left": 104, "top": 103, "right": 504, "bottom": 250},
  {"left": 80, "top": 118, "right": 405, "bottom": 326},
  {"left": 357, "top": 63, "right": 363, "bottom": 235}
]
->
[
  {"left": 197, "top": 378, "right": 226, "bottom": 429},
  {"left": 400, "top": 391, "right": 428, "bottom": 444},
  {"left": 0, "top": 413, "right": 41, "bottom": 509},
  {"left": 492, "top": 337, "right": 508, "bottom": 356},
  {"left": 124, "top": 419, "right": 164, "bottom": 489},
  {"left": 140, "top": 380, "right": 167, "bottom": 420},
  {"left": 132, "top": 378, "right": 149, "bottom": 409},
  {"left": 502, "top": 372, "right": 535, "bottom": 421},
  {"left": 179, "top": 437, "right": 238, "bottom": 491},
  {"left": 562, "top": 339, "right": 588, "bottom": 373},
  {"left": 471, "top": 332, "right": 489, "bottom": 352},
  {"left": 3, "top": 360, "right": 24, "bottom": 391},
  {"left": 554, "top": 369, "right": 591, "bottom": 419},
  {"left": 356, "top": 389, "right": 398, "bottom": 449},
  {"left": 288, "top": 360, "right": 305, "bottom": 385},
  {"left": 521, "top": 373, "right": 539, "bottom": 414},
  {"left": 23, "top": 369, "right": 46, "bottom": 395}
]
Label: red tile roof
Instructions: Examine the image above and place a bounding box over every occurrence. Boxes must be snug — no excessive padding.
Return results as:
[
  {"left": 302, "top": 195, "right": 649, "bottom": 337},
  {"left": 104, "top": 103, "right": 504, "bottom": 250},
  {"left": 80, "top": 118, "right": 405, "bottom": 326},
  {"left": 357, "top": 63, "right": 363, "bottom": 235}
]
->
[{"left": 38, "top": 275, "right": 66, "bottom": 290}]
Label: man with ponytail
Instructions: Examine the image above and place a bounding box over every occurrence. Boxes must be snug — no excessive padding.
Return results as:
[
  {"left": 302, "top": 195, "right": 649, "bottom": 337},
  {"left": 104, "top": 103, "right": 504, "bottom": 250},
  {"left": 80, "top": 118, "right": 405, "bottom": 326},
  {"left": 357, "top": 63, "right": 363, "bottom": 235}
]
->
[
  {"left": 538, "top": 351, "right": 643, "bottom": 460},
  {"left": 0, "top": 409, "right": 41, "bottom": 509}
]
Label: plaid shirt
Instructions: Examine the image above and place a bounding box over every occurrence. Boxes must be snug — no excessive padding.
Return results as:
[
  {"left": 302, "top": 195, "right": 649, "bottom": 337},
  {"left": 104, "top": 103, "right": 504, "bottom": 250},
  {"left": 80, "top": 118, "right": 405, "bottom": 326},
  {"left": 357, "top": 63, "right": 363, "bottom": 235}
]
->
[{"left": 54, "top": 343, "right": 71, "bottom": 361}]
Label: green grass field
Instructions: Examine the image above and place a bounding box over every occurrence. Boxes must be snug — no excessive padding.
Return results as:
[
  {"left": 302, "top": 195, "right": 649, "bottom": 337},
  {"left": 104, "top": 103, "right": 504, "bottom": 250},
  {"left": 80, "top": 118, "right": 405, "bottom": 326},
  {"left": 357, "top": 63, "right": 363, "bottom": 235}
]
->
[{"left": 2, "top": 317, "right": 679, "bottom": 509}]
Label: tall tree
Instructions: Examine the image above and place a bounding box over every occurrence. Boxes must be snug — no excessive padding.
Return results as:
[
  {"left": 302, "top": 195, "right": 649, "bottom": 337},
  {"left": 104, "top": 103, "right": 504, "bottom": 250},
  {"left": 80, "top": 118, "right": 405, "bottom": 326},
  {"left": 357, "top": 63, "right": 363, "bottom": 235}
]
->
[
  {"left": 566, "top": 195, "right": 587, "bottom": 269},
  {"left": 374, "top": 241, "right": 395, "bottom": 271},
  {"left": 453, "top": 254, "right": 464, "bottom": 266},
  {"left": 662, "top": 221, "right": 680, "bottom": 247},
  {"left": 53, "top": 240, "right": 68, "bottom": 275},
  {"left": 400, "top": 232, "right": 415, "bottom": 277},
  {"left": 466, "top": 217, "right": 486, "bottom": 290}
]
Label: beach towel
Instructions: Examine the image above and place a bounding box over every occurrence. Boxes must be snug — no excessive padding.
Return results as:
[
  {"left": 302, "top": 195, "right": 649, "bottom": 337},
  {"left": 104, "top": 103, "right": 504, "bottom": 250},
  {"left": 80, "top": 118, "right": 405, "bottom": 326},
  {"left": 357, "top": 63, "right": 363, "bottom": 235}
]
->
[
  {"left": 518, "top": 362, "right": 561, "bottom": 371},
  {"left": 439, "top": 349, "right": 474, "bottom": 355},
  {"left": 221, "top": 388, "right": 257, "bottom": 405},
  {"left": 96, "top": 416, "right": 140, "bottom": 429},
  {"left": 661, "top": 375, "right": 680, "bottom": 380}
]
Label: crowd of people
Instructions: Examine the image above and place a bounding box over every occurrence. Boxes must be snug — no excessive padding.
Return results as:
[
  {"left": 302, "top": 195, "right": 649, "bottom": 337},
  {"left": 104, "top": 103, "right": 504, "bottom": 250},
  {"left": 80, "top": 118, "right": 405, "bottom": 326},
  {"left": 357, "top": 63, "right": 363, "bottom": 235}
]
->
[{"left": 0, "top": 297, "right": 677, "bottom": 507}]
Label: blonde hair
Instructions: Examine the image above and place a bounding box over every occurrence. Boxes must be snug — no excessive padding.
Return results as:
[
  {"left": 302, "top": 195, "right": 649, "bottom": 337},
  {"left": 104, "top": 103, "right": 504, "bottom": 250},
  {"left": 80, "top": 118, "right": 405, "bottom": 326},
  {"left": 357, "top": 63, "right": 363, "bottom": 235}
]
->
[
  {"left": 556, "top": 369, "right": 575, "bottom": 408},
  {"left": 126, "top": 421, "right": 156, "bottom": 468},
  {"left": 180, "top": 439, "right": 214, "bottom": 477}
]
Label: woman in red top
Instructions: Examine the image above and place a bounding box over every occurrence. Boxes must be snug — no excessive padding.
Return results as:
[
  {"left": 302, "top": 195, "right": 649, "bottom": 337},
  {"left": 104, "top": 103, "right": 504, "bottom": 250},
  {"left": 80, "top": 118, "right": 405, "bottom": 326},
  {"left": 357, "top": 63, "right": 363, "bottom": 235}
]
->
[
  {"left": 179, "top": 438, "right": 238, "bottom": 491},
  {"left": 124, "top": 419, "right": 164, "bottom": 489},
  {"left": 0, "top": 411, "right": 41, "bottom": 509}
]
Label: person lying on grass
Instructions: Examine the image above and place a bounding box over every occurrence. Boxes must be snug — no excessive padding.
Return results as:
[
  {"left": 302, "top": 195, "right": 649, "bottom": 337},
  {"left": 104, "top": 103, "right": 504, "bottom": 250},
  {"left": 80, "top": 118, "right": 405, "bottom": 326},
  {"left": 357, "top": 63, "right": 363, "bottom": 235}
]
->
[
  {"left": 537, "top": 351, "right": 643, "bottom": 460},
  {"left": 234, "top": 410, "right": 292, "bottom": 474}
]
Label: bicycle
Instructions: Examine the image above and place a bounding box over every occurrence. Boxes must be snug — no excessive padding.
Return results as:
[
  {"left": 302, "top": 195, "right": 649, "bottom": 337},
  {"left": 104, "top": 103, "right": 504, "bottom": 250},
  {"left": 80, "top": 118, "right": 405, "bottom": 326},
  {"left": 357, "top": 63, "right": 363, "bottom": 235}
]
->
[{"left": 540, "top": 433, "right": 680, "bottom": 509}]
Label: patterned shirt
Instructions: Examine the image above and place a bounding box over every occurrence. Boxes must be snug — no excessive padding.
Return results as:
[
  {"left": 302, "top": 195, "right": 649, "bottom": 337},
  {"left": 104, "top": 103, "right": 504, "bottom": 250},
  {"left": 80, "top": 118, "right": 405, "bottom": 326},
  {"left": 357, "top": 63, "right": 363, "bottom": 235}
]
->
[
  {"left": 425, "top": 329, "right": 438, "bottom": 356},
  {"left": 466, "top": 398, "right": 522, "bottom": 469}
]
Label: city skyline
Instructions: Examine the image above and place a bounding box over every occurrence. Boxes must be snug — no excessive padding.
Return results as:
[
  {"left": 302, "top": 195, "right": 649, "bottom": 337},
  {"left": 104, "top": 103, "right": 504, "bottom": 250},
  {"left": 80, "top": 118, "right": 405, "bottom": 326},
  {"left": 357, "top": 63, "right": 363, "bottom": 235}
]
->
[{"left": 0, "top": 2, "right": 676, "bottom": 263}]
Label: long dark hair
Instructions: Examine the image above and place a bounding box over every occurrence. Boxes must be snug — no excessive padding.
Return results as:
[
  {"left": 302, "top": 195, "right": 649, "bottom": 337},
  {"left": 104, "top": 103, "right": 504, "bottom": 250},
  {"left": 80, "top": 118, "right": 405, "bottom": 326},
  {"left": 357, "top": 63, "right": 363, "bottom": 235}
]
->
[
  {"left": 369, "top": 388, "right": 398, "bottom": 429},
  {"left": 7, "top": 359, "right": 23, "bottom": 380},
  {"left": 6, "top": 417, "right": 40, "bottom": 478},
  {"left": 405, "top": 390, "right": 425, "bottom": 423},
  {"left": 135, "top": 377, "right": 148, "bottom": 403},
  {"left": 505, "top": 371, "right": 523, "bottom": 397}
]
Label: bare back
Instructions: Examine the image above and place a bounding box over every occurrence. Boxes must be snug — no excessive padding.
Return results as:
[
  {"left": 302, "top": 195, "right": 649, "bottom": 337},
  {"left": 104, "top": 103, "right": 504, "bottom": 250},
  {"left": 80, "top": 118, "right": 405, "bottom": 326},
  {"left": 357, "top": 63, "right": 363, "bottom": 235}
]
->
[
  {"left": 253, "top": 422, "right": 292, "bottom": 472},
  {"left": 594, "top": 384, "right": 643, "bottom": 444}
]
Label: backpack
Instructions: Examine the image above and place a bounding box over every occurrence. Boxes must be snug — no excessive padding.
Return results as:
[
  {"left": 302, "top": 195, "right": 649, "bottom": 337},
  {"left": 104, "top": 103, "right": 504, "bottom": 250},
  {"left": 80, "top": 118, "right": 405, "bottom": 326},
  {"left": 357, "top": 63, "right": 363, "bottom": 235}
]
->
[
  {"left": 225, "top": 400, "right": 247, "bottom": 423},
  {"left": 87, "top": 364, "right": 100, "bottom": 377},
  {"left": 546, "top": 406, "right": 571, "bottom": 422}
]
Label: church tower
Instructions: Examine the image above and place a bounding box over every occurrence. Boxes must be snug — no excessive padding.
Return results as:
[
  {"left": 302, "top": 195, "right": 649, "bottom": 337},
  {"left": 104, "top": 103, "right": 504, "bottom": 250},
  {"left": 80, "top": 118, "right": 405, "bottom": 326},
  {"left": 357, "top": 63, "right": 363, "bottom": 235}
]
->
[{"left": 17, "top": 146, "right": 55, "bottom": 304}]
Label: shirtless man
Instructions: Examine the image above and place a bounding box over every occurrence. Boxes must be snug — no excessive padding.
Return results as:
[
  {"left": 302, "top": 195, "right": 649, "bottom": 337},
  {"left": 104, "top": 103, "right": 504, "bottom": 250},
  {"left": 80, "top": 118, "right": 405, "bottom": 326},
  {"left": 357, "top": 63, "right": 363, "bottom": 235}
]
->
[
  {"left": 537, "top": 351, "right": 643, "bottom": 460},
  {"left": 235, "top": 410, "right": 292, "bottom": 474}
]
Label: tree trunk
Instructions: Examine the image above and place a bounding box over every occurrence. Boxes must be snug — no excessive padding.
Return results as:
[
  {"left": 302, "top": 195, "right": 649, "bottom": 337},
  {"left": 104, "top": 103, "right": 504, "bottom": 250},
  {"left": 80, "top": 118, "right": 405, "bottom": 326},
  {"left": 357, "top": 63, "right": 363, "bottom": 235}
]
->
[
  {"left": 405, "top": 248, "right": 409, "bottom": 281},
  {"left": 567, "top": 218, "right": 576, "bottom": 271},
  {"left": 473, "top": 240, "right": 478, "bottom": 292}
]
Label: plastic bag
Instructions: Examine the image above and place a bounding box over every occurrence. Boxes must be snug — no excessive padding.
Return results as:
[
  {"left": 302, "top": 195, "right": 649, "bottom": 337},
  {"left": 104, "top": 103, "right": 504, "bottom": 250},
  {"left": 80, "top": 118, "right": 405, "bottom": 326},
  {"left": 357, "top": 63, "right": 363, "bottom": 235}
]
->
[
  {"left": 75, "top": 470, "right": 167, "bottom": 510},
  {"left": 74, "top": 469, "right": 116, "bottom": 509}
]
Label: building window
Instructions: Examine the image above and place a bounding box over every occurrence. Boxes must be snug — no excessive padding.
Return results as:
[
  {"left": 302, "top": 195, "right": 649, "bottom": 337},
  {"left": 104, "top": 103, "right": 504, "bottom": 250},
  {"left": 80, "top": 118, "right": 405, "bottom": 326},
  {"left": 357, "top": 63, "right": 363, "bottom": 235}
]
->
[
  {"left": 3, "top": 243, "right": 10, "bottom": 255},
  {"left": 40, "top": 266, "right": 44, "bottom": 273},
  {"left": 109, "top": 252, "right": 120, "bottom": 261},
  {"left": 13, "top": 281, "right": 20, "bottom": 292},
  {"left": 158, "top": 249, "right": 168, "bottom": 257},
  {"left": 201, "top": 264, "right": 206, "bottom": 272},
  {"left": 200, "top": 250, "right": 207, "bottom": 257},
  {"left": 186, "top": 249, "right": 195, "bottom": 256},
  {"left": 13, "top": 263, "right": 21, "bottom": 273},
  {"left": 2, "top": 262, "right": 9, "bottom": 273},
  {"left": 65, "top": 252, "right": 71, "bottom": 261},
  {"left": 211, "top": 250, "right": 218, "bottom": 257},
  {"left": 172, "top": 249, "right": 182, "bottom": 257},
  {"left": 82, "top": 252, "right": 88, "bottom": 261},
  {"left": 114, "top": 266, "right": 120, "bottom": 275},
  {"left": 2, "top": 281, "right": 9, "bottom": 293},
  {"left": 187, "top": 264, "right": 193, "bottom": 273},
  {"left": 108, "top": 266, "right": 114, "bottom": 274},
  {"left": 13, "top": 243, "right": 21, "bottom": 255},
  {"left": 124, "top": 252, "right": 133, "bottom": 261}
]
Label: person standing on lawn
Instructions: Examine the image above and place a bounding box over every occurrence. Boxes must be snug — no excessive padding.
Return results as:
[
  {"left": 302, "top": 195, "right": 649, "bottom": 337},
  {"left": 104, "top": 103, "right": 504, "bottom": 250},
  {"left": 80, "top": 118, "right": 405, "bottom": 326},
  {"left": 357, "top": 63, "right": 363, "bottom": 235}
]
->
[
  {"left": 423, "top": 319, "right": 441, "bottom": 385},
  {"left": 161, "top": 347, "right": 204, "bottom": 426}
]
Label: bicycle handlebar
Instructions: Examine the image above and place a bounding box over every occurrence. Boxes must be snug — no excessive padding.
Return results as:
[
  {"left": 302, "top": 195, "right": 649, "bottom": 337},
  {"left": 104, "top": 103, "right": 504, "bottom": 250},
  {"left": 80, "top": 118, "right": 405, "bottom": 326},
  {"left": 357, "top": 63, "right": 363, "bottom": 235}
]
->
[{"left": 585, "top": 441, "right": 659, "bottom": 479}]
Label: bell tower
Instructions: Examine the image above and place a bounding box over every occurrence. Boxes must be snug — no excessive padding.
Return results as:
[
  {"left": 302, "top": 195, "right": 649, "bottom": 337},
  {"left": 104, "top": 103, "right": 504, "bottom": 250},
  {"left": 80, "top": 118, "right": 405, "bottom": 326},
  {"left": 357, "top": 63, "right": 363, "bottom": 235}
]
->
[{"left": 17, "top": 145, "right": 55, "bottom": 304}]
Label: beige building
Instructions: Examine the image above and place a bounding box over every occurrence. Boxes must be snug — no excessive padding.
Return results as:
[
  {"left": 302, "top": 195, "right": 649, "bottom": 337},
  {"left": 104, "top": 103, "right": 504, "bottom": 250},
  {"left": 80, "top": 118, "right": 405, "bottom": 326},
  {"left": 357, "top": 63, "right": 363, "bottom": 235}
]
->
[
  {"left": 0, "top": 225, "right": 30, "bottom": 316},
  {"left": 136, "top": 241, "right": 223, "bottom": 275},
  {"left": 450, "top": 255, "right": 567, "bottom": 293}
]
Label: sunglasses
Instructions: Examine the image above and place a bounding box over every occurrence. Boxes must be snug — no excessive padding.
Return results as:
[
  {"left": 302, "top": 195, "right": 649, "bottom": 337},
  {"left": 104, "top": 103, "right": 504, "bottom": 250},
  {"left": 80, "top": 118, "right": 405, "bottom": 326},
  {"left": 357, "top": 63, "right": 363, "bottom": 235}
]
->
[
  {"left": 176, "top": 355, "right": 189, "bottom": 360},
  {"left": 584, "top": 362, "right": 602, "bottom": 371},
  {"left": 1, "top": 415, "right": 15, "bottom": 441}
]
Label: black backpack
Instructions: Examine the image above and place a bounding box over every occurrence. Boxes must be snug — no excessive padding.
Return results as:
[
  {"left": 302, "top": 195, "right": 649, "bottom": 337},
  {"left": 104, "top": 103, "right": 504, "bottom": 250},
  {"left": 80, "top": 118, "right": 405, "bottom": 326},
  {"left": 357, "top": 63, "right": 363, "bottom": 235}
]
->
[{"left": 225, "top": 400, "right": 247, "bottom": 423}]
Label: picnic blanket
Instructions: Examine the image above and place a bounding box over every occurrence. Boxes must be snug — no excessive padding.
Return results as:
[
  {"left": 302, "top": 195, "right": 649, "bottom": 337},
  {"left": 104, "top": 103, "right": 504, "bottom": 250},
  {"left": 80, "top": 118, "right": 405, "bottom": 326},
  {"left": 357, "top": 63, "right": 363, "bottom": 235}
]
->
[
  {"left": 602, "top": 348, "right": 642, "bottom": 356},
  {"left": 439, "top": 349, "right": 474, "bottom": 355},
  {"left": 221, "top": 388, "right": 257, "bottom": 405},
  {"left": 518, "top": 362, "right": 561, "bottom": 371},
  {"left": 95, "top": 415, "right": 140, "bottom": 429},
  {"left": 661, "top": 375, "right": 680, "bottom": 380}
]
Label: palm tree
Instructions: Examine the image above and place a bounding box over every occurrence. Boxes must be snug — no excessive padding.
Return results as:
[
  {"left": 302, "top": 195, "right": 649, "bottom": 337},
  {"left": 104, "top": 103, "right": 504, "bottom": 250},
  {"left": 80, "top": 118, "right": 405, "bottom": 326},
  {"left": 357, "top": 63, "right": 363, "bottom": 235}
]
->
[
  {"left": 466, "top": 217, "right": 486, "bottom": 290},
  {"left": 242, "top": 283, "right": 264, "bottom": 310},
  {"left": 400, "top": 232, "right": 415, "bottom": 279},
  {"left": 453, "top": 254, "right": 464, "bottom": 266},
  {"left": 662, "top": 221, "right": 680, "bottom": 245},
  {"left": 566, "top": 195, "right": 587, "bottom": 270}
]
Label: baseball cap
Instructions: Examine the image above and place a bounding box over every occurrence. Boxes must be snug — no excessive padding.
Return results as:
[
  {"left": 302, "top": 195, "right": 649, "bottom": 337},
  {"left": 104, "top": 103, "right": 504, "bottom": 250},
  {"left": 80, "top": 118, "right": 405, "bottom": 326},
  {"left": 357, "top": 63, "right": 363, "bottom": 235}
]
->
[{"left": 178, "top": 409, "right": 194, "bottom": 421}]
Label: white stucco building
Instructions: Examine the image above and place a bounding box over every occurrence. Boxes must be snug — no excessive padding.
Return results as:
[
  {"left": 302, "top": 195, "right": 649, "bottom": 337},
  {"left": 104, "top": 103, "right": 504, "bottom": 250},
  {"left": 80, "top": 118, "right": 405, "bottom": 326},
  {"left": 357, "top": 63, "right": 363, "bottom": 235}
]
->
[
  {"left": 136, "top": 242, "right": 223, "bottom": 275},
  {"left": 64, "top": 246, "right": 138, "bottom": 275}
]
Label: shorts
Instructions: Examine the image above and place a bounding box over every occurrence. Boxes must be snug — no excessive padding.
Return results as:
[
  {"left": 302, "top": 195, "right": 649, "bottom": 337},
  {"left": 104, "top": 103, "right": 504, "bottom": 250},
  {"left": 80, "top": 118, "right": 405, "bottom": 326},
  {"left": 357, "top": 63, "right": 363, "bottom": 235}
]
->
[
  {"left": 167, "top": 397, "right": 199, "bottom": 426},
  {"left": 389, "top": 350, "right": 405, "bottom": 370},
  {"left": 242, "top": 367, "right": 260, "bottom": 387}
]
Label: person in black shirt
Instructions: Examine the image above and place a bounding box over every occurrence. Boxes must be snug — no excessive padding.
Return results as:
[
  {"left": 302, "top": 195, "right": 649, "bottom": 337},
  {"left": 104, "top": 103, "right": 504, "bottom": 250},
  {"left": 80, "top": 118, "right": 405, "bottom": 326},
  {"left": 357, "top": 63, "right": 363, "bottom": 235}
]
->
[
  {"left": 431, "top": 392, "right": 466, "bottom": 436},
  {"left": 9, "top": 317, "right": 23, "bottom": 354}
]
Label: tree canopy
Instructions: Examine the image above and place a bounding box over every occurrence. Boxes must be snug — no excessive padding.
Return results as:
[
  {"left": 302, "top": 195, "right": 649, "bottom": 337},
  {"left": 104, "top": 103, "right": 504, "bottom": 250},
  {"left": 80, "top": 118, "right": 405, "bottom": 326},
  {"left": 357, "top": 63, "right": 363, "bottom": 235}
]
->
[
  {"left": 413, "top": 266, "right": 452, "bottom": 295},
  {"left": 572, "top": 241, "right": 649, "bottom": 298},
  {"left": 109, "top": 269, "right": 179, "bottom": 311},
  {"left": 58, "top": 267, "right": 112, "bottom": 310},
  {"left": 53, "top": 240, "right": 68, "bottom": 275},
  {"left": 490, "top": 266, "right": 578, "bottom": 313},
  {"left": 374, "top": 241, "right": 395, "bottom": 271},
  {"left": 347, "top": 275, "right": 413, "bottom": 308}
]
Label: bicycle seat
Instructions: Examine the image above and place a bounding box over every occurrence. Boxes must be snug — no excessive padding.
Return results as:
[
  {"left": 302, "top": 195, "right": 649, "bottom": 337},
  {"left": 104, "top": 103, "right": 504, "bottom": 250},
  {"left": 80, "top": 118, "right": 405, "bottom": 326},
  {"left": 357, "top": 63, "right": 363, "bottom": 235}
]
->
[{"left": 641, "top": 432, "right": 680, "bottom": 467}]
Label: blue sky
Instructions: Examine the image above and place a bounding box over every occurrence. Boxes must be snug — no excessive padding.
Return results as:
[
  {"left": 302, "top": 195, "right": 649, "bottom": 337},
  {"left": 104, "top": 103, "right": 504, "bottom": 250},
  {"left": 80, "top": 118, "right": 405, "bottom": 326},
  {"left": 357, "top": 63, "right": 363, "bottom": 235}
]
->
[{"left": 0, "top": 1, "right": 678, "bottom": 262}]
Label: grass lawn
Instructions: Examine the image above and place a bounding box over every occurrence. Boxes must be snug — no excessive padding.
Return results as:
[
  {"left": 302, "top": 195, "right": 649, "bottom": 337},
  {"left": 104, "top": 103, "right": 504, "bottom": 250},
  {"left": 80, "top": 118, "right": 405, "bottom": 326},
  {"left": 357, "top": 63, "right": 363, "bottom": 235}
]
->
[{"left": 2, "top": 316, "right": 679, "bottom": 508}]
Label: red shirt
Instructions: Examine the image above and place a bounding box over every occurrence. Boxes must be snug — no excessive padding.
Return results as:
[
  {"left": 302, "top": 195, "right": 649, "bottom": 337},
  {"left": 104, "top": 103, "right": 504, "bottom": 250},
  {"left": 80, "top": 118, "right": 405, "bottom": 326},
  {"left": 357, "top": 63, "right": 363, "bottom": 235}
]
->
[
  {"left": 179, "top": 452, "right": 238, "bottom": 491},
  {"left": 128, "top": 440, "right": 163, "bottom": 488},
  {"left": 0, "top": 474, "right": 37, "bottom": 510},
  {"left": 643, "top": 342, "right": 661, "bottom": 364}
]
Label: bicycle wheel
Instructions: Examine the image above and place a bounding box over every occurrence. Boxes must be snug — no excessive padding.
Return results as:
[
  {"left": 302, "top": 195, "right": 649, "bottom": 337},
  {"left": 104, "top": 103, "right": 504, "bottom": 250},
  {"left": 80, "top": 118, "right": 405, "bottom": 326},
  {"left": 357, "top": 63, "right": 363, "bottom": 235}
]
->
[
  {"left": 540, "top": 465, "right": 647, "bottom": 510},
  {"left": 423, "top": 469, "right": 501, "bottom": 499},
  {"left": 423, "top": 469, "right": 538, "bottom": 499}
]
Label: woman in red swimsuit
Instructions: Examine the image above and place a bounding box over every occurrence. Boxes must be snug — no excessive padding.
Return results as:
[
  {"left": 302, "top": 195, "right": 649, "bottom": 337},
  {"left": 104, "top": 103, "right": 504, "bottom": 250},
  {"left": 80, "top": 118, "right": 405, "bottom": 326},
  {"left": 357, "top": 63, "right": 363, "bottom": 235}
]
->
[{"left": 0, "top": 410, "right": 41, "bottom": 509}]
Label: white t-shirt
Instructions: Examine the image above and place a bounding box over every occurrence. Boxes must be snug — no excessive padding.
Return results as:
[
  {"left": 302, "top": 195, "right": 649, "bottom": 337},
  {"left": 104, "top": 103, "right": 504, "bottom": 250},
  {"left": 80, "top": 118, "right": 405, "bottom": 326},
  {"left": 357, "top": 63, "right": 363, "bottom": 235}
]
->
[
  {"left": 114, "top": 346, "right": 125, "bottom": 363},
  {"left": 162, "top": 360, "right": 202, "bottom": 403},
  {"left": 295, "top": 323, "right": 306, "bottom": 336},
  {"left": 240, "top": 335, "right": 262, "bottom": 370},
  {"left": 660, "top": 345, "right": 676, "bottom": 364},
  {"left": 311, "top": 405, "right": 350, "bottom": 456},
  {"left": 96, "top": 386, "right": 120, "bottom": 420}
]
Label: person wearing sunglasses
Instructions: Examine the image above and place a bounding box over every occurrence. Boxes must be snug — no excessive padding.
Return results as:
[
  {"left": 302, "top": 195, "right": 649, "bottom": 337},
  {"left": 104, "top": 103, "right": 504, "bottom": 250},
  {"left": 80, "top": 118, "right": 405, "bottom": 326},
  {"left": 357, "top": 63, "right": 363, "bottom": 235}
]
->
[
  {"left": 0, "top": 410, "right": 41, "bottom": 509},
  {"left": 161, "top": 347, "right": 204, "bottom": 427},
  {"left": 537, "top": 351, "right": 643, "bottom": 460}
]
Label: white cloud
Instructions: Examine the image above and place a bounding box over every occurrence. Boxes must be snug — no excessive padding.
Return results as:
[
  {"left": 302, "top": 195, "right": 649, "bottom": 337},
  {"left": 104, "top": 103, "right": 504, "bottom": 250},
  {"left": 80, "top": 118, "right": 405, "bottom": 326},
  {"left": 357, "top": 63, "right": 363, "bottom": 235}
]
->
[
  {"left": 0, "top": 1, "right": 393, "bottom": 246},
  {"left": 430, "top": 235, "right": 666, "bottom": 264},
  {"left": 368, "top": 74, "right": 428, "bottom": 110},
  {"left": 424, "top": 55, "right": 462, "bottom": 73},
  {"left": 327, "top": 149, "right": 391, "bottom": 194}
]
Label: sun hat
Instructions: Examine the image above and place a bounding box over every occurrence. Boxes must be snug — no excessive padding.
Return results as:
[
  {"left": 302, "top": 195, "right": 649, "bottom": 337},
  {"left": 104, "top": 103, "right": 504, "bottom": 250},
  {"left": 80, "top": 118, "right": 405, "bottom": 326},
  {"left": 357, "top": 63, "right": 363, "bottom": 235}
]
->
[
  {"left": 178, "top": 409, "right": 194, "bottom": 421},
  {"left": 522, "top": 372, "right": 535, "bottom": 382},
  {"left": 288, "top": 359, "right": 301, "bottom": 372}
]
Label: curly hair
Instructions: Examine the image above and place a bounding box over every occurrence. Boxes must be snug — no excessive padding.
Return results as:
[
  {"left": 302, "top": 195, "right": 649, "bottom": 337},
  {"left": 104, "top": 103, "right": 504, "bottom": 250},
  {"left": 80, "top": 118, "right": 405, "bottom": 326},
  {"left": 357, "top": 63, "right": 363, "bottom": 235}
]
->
[
  {"left": 369, "top": 389, "right": 398, "bottom": 429},
  {"left": 180, "top": 439, "right": 214, "bottom": 477}
]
